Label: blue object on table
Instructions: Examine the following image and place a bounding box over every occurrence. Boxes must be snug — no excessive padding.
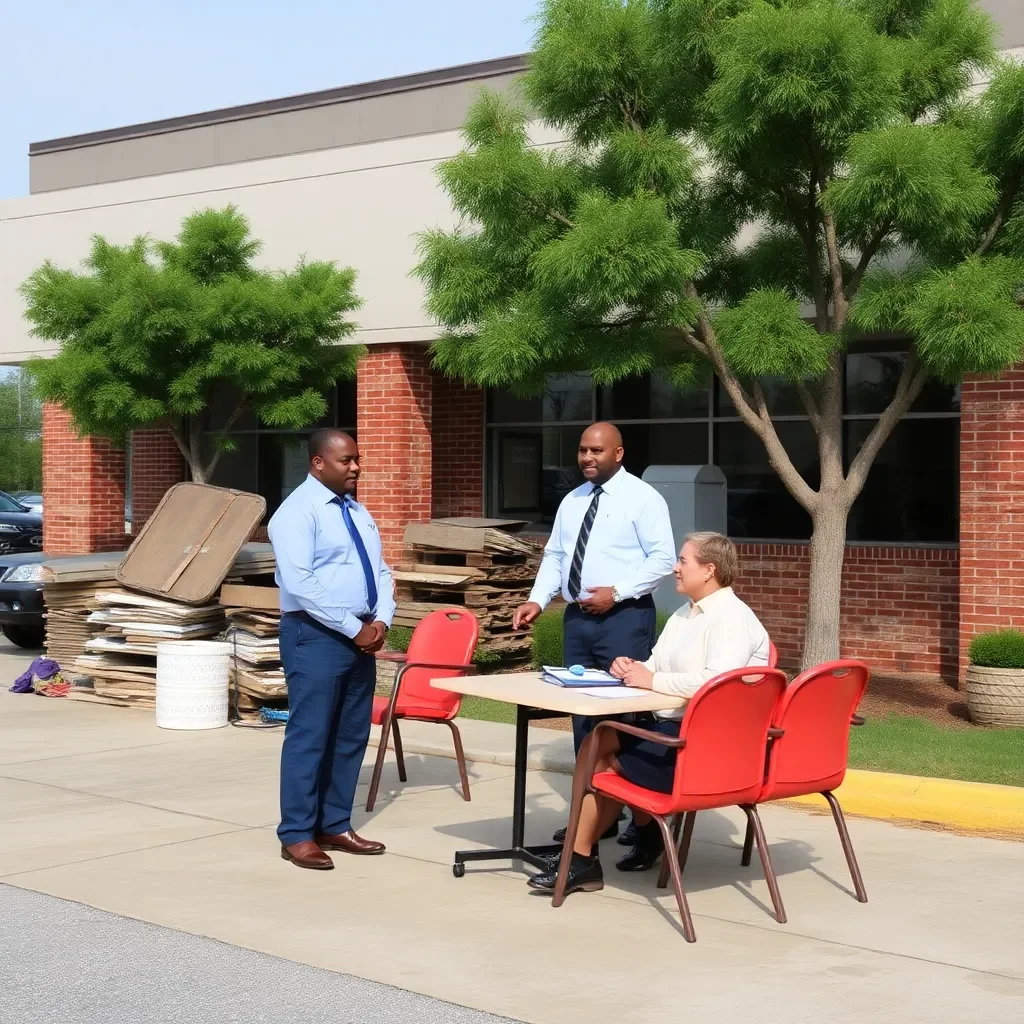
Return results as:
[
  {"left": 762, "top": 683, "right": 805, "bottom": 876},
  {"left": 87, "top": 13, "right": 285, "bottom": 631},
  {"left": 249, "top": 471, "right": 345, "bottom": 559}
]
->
[{"left": 568, "top": 664, "right": 586, "bottom": 676}]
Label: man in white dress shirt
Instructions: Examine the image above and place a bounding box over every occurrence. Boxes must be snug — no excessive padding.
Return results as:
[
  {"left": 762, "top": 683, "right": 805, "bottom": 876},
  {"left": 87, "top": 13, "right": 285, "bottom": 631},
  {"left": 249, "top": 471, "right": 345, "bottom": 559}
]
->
[{"left": 513, "top": 422, "right": 676, "bottom": 841}]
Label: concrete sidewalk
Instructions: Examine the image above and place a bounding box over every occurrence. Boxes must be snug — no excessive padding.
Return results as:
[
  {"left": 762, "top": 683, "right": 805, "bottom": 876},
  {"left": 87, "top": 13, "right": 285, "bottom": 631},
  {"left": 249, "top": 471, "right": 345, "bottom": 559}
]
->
[{"left": 2, "top": 683, "right": 1023, "bottom": 1023}]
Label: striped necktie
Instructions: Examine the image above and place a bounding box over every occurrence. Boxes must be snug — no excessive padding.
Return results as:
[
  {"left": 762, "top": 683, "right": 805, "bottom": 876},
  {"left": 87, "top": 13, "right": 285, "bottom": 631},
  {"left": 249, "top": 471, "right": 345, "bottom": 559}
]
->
[{"left": 567, "top": 484, "right": 603, "bottom": 600}]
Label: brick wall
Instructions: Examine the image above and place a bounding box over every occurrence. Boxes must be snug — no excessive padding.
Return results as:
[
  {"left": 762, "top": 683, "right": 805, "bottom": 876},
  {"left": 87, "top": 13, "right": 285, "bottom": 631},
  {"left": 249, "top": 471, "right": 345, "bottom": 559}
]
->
[
  {"left": 736, "top": 543, "right": 959, "bottom": 678},
  {"left": 129, "top": 427, "right": 185, "bottom": 533},
  {"left": 959, "top": 367, "right": 1024, "bottom": 679},
  {"left": 41, "top": 403, "right": 127, "bottom": 555},
  {"left": 431, "top": 374, "right": 484, "bottom": 519},
  {"left": 357, "top": 344, "right": 433, "bottom": 561}
]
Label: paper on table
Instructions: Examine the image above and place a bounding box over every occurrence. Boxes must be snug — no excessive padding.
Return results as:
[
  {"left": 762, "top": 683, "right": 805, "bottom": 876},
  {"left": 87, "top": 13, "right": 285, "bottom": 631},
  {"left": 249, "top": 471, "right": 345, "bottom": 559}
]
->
[{"left": 567, "top": 685, "right": 642, "bottom": 699}]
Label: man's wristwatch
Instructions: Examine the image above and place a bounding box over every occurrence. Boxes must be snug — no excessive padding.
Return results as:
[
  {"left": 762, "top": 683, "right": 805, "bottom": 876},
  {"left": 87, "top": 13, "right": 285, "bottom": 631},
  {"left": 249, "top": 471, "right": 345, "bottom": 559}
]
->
[{"left": 611, "top": 586, "right": 624, "bottom": 604}]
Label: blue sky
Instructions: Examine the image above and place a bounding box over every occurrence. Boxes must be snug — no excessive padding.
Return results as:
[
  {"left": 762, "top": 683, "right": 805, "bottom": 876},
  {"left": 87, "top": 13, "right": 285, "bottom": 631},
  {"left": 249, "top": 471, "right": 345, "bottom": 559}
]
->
[{"left": 0, "top": 0, "right": 539, "bottom": 199}]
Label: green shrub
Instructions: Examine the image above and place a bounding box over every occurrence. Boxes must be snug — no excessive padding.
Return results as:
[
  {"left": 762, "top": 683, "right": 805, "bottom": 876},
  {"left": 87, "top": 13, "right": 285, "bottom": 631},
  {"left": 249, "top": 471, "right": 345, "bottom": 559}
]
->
[
  {"left": 530, "top": 607, "right": 672, "bottom": 668},
  {"left": 385, "top": 624, "right": 501, "bottom": 665},
  {"left": 969, "top": 629, "right": 1024, "bottom": 669}
]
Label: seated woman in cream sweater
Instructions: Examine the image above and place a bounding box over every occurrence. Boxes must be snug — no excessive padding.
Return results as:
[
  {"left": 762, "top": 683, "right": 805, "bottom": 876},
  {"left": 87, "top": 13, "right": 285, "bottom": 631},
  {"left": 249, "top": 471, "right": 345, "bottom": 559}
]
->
[{"left": 528, "top": 531, "right": 770, "bottom": 896}]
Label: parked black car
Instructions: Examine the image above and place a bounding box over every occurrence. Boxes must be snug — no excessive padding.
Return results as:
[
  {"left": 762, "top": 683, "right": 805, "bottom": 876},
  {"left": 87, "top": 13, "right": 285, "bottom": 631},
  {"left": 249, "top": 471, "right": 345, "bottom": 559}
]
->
[
  {"left": 0, "top": 490, "right": 43, "bottom": 555},
  {"left": 0, "top": 549, "right": 46, "bottom": 648}
]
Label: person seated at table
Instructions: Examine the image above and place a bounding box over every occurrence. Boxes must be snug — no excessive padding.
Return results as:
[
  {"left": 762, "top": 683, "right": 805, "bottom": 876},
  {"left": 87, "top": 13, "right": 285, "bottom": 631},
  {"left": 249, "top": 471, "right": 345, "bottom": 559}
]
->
[{"left": 528, "top": 531, "right": 770, "bottom": 895}]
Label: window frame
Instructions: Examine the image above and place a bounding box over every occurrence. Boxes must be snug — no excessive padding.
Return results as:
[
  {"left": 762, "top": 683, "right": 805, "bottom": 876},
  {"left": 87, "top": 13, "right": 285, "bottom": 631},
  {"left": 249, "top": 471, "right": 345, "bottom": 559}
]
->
[{"left": 484, "top": 352, "right": 960, "bottom": 547}]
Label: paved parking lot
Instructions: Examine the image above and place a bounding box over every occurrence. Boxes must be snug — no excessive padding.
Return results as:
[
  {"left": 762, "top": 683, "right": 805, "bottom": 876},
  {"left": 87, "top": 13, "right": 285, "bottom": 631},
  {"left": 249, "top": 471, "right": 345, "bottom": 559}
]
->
[{"left": 2, "top": 655, "right": 1023, "bottom": 1024}]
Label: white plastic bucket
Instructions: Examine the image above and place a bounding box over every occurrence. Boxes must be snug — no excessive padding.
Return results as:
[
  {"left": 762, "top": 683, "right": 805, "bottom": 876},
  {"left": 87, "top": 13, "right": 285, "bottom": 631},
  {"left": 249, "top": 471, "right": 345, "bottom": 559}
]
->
[{"left": 155, "top": 640, "right": 231, "bottom": 730}]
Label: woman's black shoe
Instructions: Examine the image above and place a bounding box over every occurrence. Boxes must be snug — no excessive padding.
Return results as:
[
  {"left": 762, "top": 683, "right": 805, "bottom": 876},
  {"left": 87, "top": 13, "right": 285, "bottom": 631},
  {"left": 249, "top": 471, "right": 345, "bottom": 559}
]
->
[
  {"left": 615, "top": 844, "right": 662, "bottom": 872},
  {"left": 615, "top": 821, "right": 663, "bottom": 871},
  {"left": 616, "top": 819, "right": 638, "bottom": 847},
  {"left": 527, "top": 853, "right": 604, "bottom": 894}
]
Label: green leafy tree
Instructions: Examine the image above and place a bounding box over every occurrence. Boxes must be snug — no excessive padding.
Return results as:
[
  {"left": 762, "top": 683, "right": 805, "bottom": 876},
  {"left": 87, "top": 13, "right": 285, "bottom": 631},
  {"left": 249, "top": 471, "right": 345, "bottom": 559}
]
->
[
  {"left": 22, "top": 206, "right": 363, "bottom": 483},
  {"left": 0, "top": 369, "right": 43, "bottom": 493},
  {"left": 415, "top": 0, "right": 1024, "bottom": 668}
]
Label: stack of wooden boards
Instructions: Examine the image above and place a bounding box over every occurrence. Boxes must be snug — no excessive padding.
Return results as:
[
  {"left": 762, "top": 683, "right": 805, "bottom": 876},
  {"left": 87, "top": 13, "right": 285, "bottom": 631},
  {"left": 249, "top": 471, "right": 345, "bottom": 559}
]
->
[
  {"left": 40, "top": 537, "right": 278, "bottom": 711},
  {"left": 42, "top": 553, "right": 122, "bottom": 668},
  {"left": 393, "top": 518, "right": 540, "bottom": 658},
  {"left": 69, "top": 591, "right": 224, "bottom": 709},
  {"left": 219, "top": 583, "right": 286, "bottom": 720}
]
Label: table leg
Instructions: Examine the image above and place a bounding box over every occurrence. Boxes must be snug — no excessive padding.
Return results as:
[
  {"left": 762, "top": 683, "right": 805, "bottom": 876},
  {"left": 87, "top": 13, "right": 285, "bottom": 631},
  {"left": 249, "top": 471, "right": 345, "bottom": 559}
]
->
[{"left": 452, "top": 705, "right": 564, "bottom": 878}]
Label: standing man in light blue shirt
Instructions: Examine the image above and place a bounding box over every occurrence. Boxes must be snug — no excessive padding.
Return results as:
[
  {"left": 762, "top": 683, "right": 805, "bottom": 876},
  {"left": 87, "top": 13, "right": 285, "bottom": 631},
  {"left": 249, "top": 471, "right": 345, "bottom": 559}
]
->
[
  {"left": 513, "top": 422, "right": 675, "bottom": 844},
  {"left": 268, "top": 429, "right": 395, "bottom": 870}
]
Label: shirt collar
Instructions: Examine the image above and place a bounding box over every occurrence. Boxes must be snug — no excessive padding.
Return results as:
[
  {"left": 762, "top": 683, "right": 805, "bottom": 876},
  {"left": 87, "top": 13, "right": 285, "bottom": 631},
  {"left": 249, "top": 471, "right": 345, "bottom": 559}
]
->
[
  {"left": 692, "top": 586, "right": 734, "bottom": 615},
  {"left": 305, "top": 473, "right": 349, "bottom": 506},
  {"left": 593, "top": 467, "right": 628, "bottom": 495}
]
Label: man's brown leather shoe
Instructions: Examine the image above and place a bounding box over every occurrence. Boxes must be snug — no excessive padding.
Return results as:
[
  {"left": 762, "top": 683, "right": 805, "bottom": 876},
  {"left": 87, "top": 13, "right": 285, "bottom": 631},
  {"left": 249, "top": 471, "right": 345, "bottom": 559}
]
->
[
  {"left": 281, "top": 840, "right": 334, "bottom": 870},
  {"left": 316, "top": 831, "right": 386, "bottom": 855}
]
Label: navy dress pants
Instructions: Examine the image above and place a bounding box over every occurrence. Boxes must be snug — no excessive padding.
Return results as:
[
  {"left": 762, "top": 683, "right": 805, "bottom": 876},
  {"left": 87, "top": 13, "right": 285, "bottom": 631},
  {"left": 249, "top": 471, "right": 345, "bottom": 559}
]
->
[
  {"left": 277, "top": 612, "right": 374, "bottom": 846},
  {"left": 562, "top": 596, "right": 658, "bottom": 755}
]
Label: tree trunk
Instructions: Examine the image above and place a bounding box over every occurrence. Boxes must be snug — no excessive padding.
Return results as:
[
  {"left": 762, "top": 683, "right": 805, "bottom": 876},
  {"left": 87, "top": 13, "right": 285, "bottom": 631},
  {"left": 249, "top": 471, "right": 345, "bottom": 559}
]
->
[{"left": 802, "top": 501, "right": 849, "bottom": 670}]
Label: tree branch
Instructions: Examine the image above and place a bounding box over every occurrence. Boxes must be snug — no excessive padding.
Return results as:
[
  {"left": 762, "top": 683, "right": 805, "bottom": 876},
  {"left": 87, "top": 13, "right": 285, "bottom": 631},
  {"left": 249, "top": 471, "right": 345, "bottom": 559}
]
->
[
  {"left": 201, "top": 400, "right": 249, "bottom": 482},
  {"left": 821, "top": 209, "right": 848, "bottom": 328},
  {"left": 165, "top": 420, "right": 192, "bottom": 468},
  {"left": 521, "top": 192, "right": 575, "bottom": 231},
  {"left": 846, "top": 219, "right": 892, "bottom": 300},
  {"left": 976, "top": 168, "right": 1023, "bottom": 257},
  {"left": 845, "top": 350, "right": 928, "bottom": 498},
  {"left": 685, "top": 281, "right": 819, "bottom": 513},
  {"left": 795, "top": 379, "right": 822, "bottom": 432}
]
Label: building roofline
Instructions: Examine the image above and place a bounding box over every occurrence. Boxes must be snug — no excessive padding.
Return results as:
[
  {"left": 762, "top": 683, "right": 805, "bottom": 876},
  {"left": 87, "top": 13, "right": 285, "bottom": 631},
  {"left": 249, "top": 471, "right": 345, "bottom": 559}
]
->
[{"left": 29, "top": 52, "right": 530, "bottom": 156}]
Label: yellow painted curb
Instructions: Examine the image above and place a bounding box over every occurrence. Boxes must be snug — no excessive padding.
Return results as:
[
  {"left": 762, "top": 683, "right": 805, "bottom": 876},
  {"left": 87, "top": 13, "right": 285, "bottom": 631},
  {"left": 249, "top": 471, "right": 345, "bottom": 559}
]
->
[{"left": 782, "top": 769, "right": 1024, "bottom": 836}]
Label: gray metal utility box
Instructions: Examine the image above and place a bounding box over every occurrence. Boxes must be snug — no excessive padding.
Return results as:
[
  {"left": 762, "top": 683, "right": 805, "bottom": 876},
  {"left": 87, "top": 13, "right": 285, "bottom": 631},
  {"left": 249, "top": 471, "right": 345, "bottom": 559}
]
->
[{"left": 641, "top": 465, "right": 728, "bottom": 615}]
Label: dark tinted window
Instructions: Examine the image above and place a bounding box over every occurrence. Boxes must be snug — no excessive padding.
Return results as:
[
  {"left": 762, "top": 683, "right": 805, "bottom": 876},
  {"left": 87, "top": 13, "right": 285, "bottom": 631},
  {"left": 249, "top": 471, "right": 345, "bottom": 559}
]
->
[
  {"left": 846, "top": 353, "right": 960, "bottom": 415},
  {"left": 598, "top": 371, "right": 710, "bottom": 420},
  {"left": 846, "top": 419, "right": 959, "bottom": 543},
  {"left": 714, "top": 421, "right": 818, "bottom": 540}
]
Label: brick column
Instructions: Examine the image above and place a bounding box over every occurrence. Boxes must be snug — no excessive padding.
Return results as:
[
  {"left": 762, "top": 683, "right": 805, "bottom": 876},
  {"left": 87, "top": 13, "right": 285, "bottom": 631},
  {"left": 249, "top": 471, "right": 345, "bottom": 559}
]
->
[
  {"left": 42, "top": 403, "right": 127, "bottom": 555},
  {"left": 959, "top": 367, "right": 1024, "bottom": 681},
  {"left": 129, "top": 427, "right": 185, "bottom": 534},
  {"left": 356, "top": 345, "right": 433, "bottom": 562},
  {"left": 431, "top": 373, "right": 485, "bottom": 518}
]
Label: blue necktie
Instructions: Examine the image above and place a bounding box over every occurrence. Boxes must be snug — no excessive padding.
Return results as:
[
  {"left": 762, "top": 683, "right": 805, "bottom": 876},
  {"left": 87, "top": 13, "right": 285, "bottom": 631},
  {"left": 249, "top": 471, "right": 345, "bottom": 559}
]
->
[{"left": 340, "top": 497, "right": 378, "bottom": 615}]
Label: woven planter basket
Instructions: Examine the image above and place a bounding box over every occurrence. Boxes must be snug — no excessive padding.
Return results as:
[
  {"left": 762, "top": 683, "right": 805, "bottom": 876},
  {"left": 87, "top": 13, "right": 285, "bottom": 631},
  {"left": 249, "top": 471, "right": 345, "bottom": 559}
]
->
[{"left": 964, "top": 665, "right": 1024, "bottom": 727}]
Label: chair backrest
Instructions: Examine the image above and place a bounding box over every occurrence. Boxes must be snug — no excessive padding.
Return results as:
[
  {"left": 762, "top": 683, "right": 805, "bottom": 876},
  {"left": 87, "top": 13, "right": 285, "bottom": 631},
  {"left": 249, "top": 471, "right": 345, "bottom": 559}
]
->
[
  {"left": 768, "top": 640, "right": 779, "bottom": 669},
  {"left": 671, "top": 667, "right": 788, "bottom": 807},
  {"left": 759, "top": 659, "right": 870, "bottom": 802},
  {"left": 395, "top": 608, "right": 479, "bottom": 716}
]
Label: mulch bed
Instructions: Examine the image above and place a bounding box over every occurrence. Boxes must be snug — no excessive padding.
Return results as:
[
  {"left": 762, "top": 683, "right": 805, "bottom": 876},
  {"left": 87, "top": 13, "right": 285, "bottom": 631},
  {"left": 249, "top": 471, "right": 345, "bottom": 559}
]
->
[{"left": 532, "top": 672, "right": 972, "bottom": 732}]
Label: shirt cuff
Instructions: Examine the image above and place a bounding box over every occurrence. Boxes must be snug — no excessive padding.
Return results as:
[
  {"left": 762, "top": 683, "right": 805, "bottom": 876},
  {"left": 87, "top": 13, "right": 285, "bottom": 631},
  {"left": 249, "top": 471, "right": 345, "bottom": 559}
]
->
[{"left": 336, "top": 612, "right": 365, "bottom": 640}]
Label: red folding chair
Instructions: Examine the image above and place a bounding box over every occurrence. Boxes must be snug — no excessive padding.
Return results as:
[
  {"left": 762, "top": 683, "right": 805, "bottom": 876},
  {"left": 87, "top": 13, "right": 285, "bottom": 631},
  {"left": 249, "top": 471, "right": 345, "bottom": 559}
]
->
[
  {"left": 554, "top": 666, "right": 788, "bottom": 943},
  {"left": 650, "top": 638, "right": 780, "bottom": 891},
  {"left": 365, "top": 608, "right": 479, "bottom": 812},
  {"left": 740, "top": 659, "right": 871, "bottom": 913}
]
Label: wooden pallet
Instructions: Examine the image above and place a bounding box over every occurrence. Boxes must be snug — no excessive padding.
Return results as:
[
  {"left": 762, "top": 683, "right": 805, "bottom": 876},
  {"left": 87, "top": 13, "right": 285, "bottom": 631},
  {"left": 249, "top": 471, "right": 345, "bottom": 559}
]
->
[{"left": 410, "top": 548, "right": 537, "bottom": 571}]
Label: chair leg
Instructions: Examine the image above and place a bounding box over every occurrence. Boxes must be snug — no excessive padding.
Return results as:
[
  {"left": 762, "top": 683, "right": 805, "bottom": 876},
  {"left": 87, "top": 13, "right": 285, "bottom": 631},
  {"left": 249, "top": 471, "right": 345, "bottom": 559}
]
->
[
  {"left": 741, "top": 805, "right": 787, "bottom": 924},
  {"left": 652, "top": 813, "right": 696, "bottom": 942},
  {"left": 823, "top": 791, "right": 868, "bottom": 903},
  {"left": 552, "top": 763, "right": 592, "bottom": 909},
  {"left": 365, "top": 720, "right": 391, "bottom": 813},
  {"left": 446, "top": 720, "right": 472, "bottom": 802},
  {"left": 391, "top": 719, "right": 407, "bottom": 782},
  {"left": 657, "top": 811, "right": 695, "bottom": 889},
  {"left": 741, "top": 817, "right": 754, "bottom": 867},
  {"left": 656, "top": 814, "right": 682, "bottom": 890}
]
